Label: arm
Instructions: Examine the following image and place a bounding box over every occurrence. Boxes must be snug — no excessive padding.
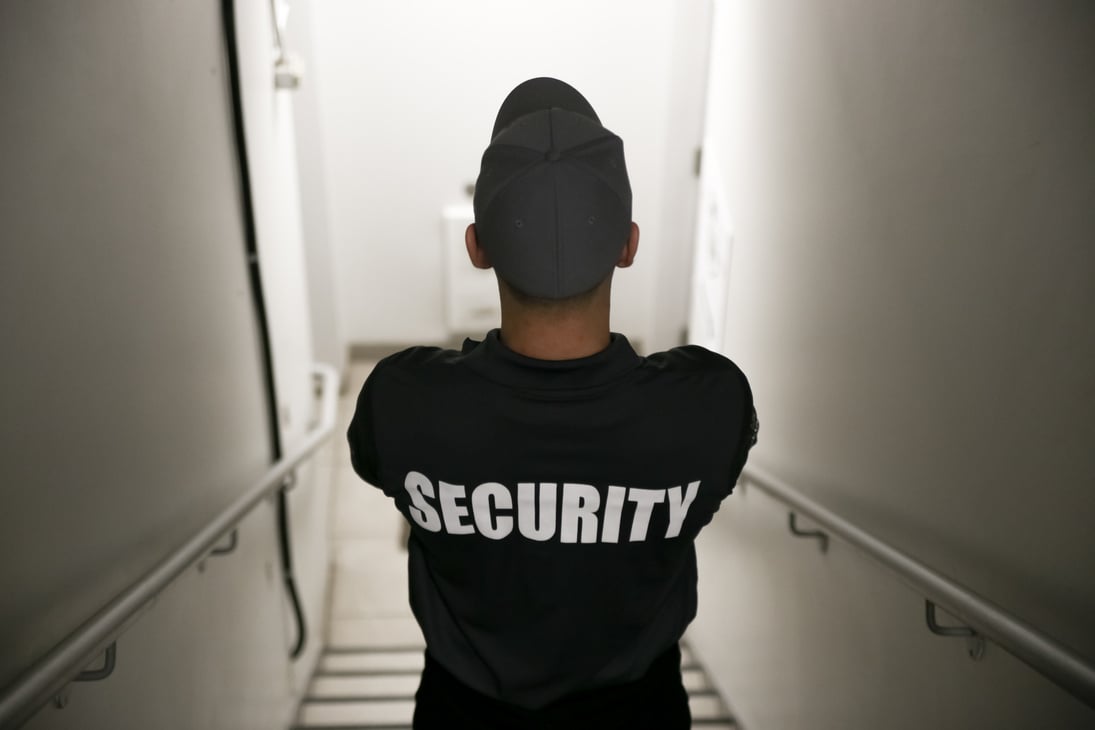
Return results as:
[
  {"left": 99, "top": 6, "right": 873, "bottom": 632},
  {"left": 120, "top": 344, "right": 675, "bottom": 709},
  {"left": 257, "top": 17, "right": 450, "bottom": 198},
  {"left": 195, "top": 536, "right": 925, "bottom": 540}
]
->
[{"left": 346, "top": 374, "right": 382, "bottom": 487}]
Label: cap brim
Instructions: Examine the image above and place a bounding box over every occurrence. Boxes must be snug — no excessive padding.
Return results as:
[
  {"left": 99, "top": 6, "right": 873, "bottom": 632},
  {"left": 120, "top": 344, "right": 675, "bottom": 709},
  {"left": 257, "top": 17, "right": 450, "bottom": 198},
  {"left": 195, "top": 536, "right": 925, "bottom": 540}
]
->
[{"left": 491, "top": 77, "right": 601, "bottom": 140}]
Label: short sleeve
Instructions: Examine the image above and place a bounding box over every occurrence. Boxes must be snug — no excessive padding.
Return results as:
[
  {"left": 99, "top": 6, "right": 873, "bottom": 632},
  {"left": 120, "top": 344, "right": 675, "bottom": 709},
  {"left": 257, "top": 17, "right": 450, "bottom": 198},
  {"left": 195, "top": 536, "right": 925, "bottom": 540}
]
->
[
  {"left": 346, "top": 373, "right": 382, "bottom": 488},
  {"left": 728, "top": 378, "right": 758, "bottom": 484}
]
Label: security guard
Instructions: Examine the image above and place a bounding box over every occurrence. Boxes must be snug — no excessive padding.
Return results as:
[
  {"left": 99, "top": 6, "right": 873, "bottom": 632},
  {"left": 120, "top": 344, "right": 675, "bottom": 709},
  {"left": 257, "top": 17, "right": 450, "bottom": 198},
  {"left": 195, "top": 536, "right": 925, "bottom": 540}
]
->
[{"left": 348, "top": 77, "right": 757, "bottom": 730}]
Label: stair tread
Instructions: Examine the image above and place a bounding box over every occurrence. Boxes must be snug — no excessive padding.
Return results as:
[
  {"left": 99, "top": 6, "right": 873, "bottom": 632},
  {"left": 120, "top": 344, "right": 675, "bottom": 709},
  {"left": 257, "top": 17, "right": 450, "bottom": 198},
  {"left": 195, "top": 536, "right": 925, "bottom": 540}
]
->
[
  {"left": 317, "top": 651, "right": 424, "bottom": 675},
  {"left": 295, "top": 693, "right": 730, "bottom": 727},
  {"left": 308, "top": 674, "right": 419, "bottom": 700}
]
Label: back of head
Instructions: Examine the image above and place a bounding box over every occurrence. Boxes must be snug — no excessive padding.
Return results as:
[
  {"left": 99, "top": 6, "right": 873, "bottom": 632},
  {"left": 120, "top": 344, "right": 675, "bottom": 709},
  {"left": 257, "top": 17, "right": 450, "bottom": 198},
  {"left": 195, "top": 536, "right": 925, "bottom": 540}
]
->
[{"left": 473, "top": 78, "right": 632, "bottom": 301}]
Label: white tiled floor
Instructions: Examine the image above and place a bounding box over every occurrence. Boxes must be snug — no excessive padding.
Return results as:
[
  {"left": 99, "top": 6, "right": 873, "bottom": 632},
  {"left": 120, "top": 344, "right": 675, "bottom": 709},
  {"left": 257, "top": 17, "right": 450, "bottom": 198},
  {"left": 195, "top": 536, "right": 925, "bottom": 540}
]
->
[{"left": 294, "top": 359, "right": 737, "bottom": 729}]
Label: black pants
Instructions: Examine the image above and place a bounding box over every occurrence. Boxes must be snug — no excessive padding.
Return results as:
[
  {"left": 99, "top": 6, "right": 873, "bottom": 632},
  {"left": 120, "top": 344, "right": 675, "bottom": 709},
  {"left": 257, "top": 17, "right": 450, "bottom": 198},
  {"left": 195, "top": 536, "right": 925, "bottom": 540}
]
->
[{"left": 412, "top": 644, "right": 691, "bottom": 730}]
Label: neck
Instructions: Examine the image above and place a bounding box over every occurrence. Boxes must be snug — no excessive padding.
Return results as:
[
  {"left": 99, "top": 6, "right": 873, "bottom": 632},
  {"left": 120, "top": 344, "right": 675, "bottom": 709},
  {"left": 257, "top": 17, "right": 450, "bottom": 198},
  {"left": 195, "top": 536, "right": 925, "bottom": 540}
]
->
[{"left": 497, "top": 282, "right": 612, "bottom": 360}]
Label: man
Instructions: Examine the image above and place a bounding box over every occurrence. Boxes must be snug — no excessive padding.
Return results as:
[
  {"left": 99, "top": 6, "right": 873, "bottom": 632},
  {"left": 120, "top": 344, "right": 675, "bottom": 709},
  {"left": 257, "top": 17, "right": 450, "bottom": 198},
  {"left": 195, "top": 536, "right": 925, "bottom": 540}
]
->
[{"left": 348, "top": 77, "right": 757, "bottom": 730}]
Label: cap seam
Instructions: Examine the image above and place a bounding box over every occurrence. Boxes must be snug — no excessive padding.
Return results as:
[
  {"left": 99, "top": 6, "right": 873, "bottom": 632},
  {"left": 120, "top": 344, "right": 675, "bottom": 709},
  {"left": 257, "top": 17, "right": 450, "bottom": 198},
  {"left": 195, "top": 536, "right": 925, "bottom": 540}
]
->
[
  {"left": 550, "top": 110, "right": 562, "bottom": 297},
  {"left": 556, "top": 133, "right": 619, "bottom": 157},
  {"left": 475, "top": 157, "right": 543, "bottom": 218},
  {"left": 566, "top": 155, "right": 631, "bottom": 210}
]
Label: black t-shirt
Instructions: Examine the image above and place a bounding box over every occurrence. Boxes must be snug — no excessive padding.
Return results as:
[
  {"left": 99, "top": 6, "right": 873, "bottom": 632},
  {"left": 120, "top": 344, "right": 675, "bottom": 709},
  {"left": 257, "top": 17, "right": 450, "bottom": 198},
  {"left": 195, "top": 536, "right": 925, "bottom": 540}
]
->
[{"left": 347, "top": 330, "right": 756, "bottom": 709}]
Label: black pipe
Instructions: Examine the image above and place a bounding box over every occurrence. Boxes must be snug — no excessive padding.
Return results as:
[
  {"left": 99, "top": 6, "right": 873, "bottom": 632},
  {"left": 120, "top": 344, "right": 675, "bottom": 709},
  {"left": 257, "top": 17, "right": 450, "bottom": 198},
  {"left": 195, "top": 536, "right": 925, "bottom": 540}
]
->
[{"left": 220, "top": 0, "right": 307, "bottom": 660}]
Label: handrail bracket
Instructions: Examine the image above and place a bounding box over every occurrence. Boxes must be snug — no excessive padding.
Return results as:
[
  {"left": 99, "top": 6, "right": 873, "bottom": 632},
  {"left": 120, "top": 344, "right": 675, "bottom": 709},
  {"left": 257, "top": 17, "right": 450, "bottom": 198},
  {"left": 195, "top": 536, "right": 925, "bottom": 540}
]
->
[
  {"left": 788, "top": 512, "right": 829, "bottom": 553},
  {"left": 74, "top": 642, "right": 116, "bottom": 682},
  {"left": 210, "top": 529, "right": 239, "bottom": 556},
  {"left": 925, "top": 600, "right": 985, "bottom": 661},
  {"left": 53, "top": 642, "right": 118, "bottom": 710}
]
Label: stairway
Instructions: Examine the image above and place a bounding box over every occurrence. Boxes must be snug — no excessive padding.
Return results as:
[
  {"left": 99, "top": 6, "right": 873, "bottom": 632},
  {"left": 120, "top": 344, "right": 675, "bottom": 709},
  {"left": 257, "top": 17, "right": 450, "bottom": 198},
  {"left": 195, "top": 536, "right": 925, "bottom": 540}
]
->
[{"left": 294, "top": 625, "right": 737, "bottom": 729}]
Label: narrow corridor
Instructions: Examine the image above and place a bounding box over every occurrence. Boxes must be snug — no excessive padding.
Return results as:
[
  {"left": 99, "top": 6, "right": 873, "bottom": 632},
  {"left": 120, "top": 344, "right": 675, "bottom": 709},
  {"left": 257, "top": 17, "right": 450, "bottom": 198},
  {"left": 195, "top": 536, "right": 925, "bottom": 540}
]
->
[{"left": 4, "top": 2, "right": 1093, "bottom": 728}]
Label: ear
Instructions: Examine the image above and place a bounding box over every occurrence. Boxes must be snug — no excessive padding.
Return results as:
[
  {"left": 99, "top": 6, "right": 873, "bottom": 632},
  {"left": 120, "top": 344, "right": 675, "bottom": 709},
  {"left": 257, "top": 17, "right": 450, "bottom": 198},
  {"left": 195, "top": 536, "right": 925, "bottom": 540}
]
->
[
  {"left": 616, "top": 222, "right": 640, "bottom": 268},
  {"left": 465, "top": 223, "right": 492, "bottom": 270}
]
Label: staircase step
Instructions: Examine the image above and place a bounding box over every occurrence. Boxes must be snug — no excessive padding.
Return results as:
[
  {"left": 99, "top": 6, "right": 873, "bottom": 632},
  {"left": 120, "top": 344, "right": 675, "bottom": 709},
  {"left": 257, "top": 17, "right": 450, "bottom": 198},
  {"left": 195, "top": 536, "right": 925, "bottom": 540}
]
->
[
  {"left": 296, "top": 699, "right": 414, "bottom": 727},
  {"left": 294, "top": 693, "right": 731, "bottom": 728},
  {"left": 682, "top": 666, "right": 710, "bottom": 692},
  {"left": 689, "top": 692, "right": 734, "bottom": 722},
  {"left": 679, "top": 644, "right": 696, "bottom": 667},
  {"left": 327, "top": 616, "right": 423, "bottom": 648},
  {"left": 308, "top": 674, "right": 419, "bottom": 700},
  {"left": 299, "top": 637, "right": 735, "bottom": 727},
  {"left": 317, "top": 649, "right": 424, "bottom": 676}
]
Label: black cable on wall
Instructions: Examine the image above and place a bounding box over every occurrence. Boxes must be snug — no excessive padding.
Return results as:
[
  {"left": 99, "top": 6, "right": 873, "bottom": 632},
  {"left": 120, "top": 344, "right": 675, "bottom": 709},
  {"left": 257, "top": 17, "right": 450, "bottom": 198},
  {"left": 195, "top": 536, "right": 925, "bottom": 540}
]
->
[{"left": 220, "top": 0, "right": 308, "bottom": 660}]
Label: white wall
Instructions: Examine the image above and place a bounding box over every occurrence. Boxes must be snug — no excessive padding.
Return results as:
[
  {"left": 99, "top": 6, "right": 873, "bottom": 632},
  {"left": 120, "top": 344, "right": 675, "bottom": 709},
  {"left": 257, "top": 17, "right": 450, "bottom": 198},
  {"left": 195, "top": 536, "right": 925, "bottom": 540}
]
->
[
  {"left": 287, "top": 0, "right": 348, "bottom": 379},
  {"left": 234, "top": 0, "right": 331, "bottom": 698},
  {"left": 688, "top": 1, "right": 1095, "bottom": 728},
  {"left": 3, "top": 0, "right": 330, "bottom": 727},
  {"left": 651, "top": 0, "right": 714, "bottom": 350},
  {"left": 307, "top": 0, "right": 711, "bottom": 352}
]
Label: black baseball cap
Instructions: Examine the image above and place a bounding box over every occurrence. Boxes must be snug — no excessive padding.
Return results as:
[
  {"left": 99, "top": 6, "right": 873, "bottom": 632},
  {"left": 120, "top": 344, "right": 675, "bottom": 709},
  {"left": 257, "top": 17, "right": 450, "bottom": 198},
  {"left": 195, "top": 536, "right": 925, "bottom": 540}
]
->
[{"left": 473, "top": 78, "right": 632, "bottom": 299}]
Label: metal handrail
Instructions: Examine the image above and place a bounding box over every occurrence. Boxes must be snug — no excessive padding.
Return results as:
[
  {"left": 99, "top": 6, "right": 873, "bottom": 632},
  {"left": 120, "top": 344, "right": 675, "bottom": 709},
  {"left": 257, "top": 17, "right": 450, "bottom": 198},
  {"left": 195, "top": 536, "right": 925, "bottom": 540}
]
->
[
  {"left": 740, "top": 465, "right": 1095, "bottom": 709},
  {"left": 0, "top": 363, "right": 339, "bottom": 728}
]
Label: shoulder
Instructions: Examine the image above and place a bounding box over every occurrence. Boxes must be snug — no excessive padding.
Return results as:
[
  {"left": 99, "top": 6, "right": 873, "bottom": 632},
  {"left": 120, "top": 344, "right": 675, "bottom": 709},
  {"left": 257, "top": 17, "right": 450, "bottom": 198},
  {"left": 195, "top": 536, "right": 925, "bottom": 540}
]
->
[
  {"left": 356, "top": 344, "right": 476, "bottom": 408},
  {"left": 641, "top": 344, "right": 753, "bottom": 402},
  {"left": 367, "top": 345, "right": 462, "bottom": 381},
  {"left": 644, "top": 344, "right": 746, "bottom": 378}
]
